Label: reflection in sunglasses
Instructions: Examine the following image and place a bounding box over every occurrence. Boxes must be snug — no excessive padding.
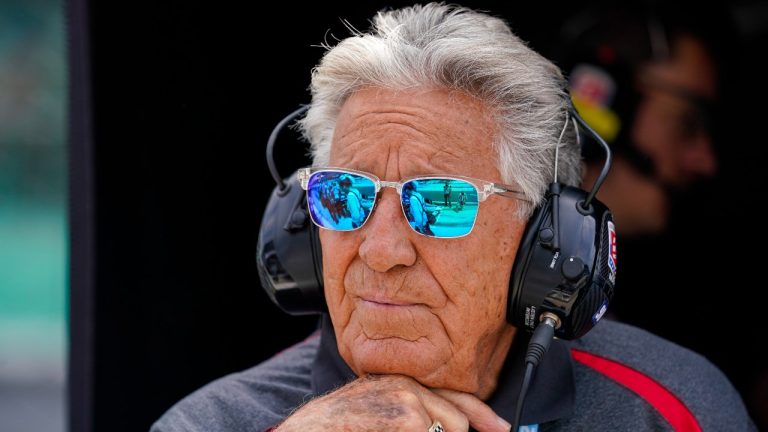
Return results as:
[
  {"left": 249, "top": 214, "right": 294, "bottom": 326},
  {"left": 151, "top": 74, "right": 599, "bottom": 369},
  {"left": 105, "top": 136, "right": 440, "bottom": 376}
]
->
[{"left": 299, "top": 168, "right": 516, "bottom": 238}]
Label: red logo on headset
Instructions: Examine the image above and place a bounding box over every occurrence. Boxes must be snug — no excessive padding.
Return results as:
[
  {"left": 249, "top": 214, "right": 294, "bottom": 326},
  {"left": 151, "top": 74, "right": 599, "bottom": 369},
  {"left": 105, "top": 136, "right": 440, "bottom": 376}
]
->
[{"left": 607, "top": 221, "right": 617, "bottom": 283}]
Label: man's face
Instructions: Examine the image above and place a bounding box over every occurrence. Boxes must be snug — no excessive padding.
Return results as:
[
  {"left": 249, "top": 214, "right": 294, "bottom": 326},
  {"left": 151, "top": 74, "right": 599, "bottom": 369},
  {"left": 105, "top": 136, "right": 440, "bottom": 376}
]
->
[
  {"left": 320, "top": 87, "right": 525, "bottom": 398},
  {"left": 632, "top": 34, "right": 718, "bottom": 188}
]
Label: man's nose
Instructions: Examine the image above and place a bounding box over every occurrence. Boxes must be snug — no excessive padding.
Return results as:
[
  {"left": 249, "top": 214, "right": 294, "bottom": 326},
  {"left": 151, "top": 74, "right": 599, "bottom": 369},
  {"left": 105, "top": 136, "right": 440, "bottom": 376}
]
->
[{"left": 358, "top": 190, "right": 417, "bottom": 272}]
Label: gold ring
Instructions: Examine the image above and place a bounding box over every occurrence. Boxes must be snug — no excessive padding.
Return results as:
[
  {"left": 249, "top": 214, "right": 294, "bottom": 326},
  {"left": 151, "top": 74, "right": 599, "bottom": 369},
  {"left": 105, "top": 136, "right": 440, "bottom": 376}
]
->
[{"left": 428, "top": 420, "right": 445, "bottom": 432}]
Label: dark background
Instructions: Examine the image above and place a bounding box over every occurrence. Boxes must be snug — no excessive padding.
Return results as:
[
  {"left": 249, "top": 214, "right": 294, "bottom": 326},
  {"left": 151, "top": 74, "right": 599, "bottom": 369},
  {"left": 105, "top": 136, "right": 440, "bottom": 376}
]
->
[{"left": 68, "top": 1, "right": 768, "bottom": 431}]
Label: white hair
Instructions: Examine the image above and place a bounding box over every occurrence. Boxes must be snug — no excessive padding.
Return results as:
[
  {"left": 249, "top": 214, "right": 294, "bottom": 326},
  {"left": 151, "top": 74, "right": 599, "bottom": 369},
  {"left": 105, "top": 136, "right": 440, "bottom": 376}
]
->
[{"left": 298, "top": 3, "right": 581, "bottom": 217}]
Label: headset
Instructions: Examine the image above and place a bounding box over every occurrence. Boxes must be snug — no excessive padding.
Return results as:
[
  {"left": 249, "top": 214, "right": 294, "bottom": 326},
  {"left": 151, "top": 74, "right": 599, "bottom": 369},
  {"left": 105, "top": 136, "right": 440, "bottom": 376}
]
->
[{"left": 257, "top": 104, "right": 616, "bottom": 340}]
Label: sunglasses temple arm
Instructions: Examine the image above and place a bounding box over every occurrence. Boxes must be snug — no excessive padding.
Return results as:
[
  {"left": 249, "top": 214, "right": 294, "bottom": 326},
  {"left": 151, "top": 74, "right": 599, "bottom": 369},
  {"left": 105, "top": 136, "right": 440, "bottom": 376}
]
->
[{"left": 491, "top": 185, "right": 530, "bottom": 202}]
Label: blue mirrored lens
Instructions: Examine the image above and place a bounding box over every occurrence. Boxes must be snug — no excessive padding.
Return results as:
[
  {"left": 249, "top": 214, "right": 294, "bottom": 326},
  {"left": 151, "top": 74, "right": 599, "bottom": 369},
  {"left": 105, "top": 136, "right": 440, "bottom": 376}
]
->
[
  {"left": 400, "top": 178, "right": 479, "bottom": 238},
  {"left": 306, "top": 171, "right": 376, "bottom": 231}
]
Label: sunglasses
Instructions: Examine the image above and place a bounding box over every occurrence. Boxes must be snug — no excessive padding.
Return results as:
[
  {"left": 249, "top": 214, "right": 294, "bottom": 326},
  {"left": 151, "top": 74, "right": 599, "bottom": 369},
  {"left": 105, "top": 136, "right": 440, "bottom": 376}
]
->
[{"left": 298, "top": 167, "right": 526, "bottom": 238}]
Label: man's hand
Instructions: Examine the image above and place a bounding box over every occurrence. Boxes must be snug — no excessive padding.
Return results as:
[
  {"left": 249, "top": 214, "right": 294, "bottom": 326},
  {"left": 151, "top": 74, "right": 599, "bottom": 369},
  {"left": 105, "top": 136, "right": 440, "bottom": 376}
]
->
[{"left": 276, "top": 375, "right": 512, "bottom": 432}]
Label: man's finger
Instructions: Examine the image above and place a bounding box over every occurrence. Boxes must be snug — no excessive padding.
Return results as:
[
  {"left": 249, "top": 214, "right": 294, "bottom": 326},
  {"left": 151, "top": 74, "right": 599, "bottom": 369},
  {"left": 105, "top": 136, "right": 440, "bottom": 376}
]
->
[
  {"left": 417, "top": 387, "right": 470, "bottom": 432},
  {"left": 432, "top": 389, "right": 511, "bottom": 432}
]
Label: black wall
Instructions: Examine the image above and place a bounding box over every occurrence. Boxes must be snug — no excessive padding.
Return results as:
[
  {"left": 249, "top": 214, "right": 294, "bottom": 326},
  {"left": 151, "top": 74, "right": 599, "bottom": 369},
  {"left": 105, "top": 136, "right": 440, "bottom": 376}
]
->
[{"left": 69, "top": 1, "right": 768, "bottom": 431}]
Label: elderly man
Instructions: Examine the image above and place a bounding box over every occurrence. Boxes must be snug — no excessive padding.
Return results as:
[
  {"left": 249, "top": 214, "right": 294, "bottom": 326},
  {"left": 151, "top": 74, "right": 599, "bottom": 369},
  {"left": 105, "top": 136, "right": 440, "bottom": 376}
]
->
[{"left": 152, "top": 4, "right": 754, "bottom": 431}]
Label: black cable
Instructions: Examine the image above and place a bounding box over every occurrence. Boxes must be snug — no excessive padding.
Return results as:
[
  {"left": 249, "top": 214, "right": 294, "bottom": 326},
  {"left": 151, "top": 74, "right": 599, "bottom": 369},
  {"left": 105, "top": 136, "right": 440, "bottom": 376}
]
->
[
  {"left": 512, "top": 362, "right": 535, "bottom": 430},
  {"left": 548, "top": 183, "right": 562, "bottom": 252},
  {"left": 510, "top": 315, "right": 558, "bottom": 431},
  {"left": 267, "top": 105, "right": 309, "bottom": 191},
  {"left": 570, "top": 109, "right": 612, "bottom": 210}
]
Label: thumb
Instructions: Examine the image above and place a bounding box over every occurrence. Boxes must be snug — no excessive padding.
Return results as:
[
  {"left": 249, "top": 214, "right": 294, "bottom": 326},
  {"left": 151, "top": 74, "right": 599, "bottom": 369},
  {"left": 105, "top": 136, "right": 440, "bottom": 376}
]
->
[{"left": 431, "top": 389, "right": 511, "bottom": 432}]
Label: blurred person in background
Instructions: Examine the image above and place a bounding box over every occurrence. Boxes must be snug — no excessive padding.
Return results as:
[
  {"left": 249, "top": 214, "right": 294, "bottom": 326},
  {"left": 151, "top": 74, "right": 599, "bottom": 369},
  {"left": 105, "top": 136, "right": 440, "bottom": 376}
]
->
[
  {"left": 554, "top": 3, "right": 768, "bottom": 428},
  {"left": 558, "top": 5, "right": 722, "bottom": 237}
]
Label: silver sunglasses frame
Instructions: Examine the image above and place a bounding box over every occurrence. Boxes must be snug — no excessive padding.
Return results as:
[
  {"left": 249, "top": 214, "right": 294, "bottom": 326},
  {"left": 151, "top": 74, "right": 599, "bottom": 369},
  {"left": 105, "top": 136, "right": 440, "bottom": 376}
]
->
[{"left": 297, "top": 167, "right": 528, "bottom": 238}]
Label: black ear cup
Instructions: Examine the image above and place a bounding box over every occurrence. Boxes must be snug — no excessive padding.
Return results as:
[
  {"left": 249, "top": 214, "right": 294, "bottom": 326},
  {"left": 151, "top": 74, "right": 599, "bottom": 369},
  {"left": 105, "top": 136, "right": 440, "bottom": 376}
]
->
[
  {"left": 508, "top": 186, "right": 616, "bottom": 340},
  {"left": 256, "top": 171, "right": 325, "bottom": 315}
]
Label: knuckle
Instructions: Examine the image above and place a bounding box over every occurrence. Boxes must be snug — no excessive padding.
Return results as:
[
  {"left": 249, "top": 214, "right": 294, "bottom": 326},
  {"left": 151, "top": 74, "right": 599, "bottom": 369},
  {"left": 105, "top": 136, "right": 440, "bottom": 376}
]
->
[{"left": 391, "top": 388, "right": 421, "bottom": 407}]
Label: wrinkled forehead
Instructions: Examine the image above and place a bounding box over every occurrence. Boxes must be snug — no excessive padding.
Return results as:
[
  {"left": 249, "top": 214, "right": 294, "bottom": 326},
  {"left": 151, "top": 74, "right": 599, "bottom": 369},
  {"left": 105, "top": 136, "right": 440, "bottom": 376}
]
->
[{"left": 329, "top": 87, "right": 502, "bottom": 181}]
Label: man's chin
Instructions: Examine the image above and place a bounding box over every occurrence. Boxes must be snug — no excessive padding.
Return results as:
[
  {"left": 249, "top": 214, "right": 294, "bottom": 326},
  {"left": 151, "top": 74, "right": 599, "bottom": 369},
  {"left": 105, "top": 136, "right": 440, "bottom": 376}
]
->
[
  {"left": 345, "top": 336, "right": 447, "bottom": 381},
  {"left": 342, "top": 337, "right": 487, "bottom": 395}
]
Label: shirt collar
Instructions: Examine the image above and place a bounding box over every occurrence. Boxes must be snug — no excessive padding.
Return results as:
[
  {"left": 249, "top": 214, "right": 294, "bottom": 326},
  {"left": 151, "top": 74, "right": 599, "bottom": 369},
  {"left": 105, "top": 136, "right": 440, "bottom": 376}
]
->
[
  {"left": 312, "top": 314, "right": 574, "bottom": 425},
  {"left": 312, "top": 315, "right": 357, "bottom": 393}
]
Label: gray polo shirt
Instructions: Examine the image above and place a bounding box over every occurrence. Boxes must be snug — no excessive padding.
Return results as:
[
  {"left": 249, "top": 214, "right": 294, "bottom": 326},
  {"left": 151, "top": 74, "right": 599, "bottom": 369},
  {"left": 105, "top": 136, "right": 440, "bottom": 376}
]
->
[{"left": 151, "top": 316, "right": 756, "bottom": 431}]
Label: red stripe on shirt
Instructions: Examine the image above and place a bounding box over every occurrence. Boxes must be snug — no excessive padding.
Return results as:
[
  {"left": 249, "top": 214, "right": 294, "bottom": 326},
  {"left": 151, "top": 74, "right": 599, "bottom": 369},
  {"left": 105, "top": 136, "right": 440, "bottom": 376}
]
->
[{"left": 571, "top": 348, "right": 702, "bottom": 432}]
